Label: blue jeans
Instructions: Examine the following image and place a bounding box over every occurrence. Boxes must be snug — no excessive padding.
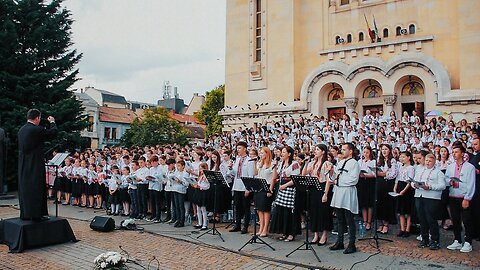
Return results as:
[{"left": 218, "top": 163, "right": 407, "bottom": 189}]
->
[
  {"left": 173, "top": 192, "right": 186, "bottom": 224},
  {"left": 128, "top": 189, "right": 139, "bottom": 218}
]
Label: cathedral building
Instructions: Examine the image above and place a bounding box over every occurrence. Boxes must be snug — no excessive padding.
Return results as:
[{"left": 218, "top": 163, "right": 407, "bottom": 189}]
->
[{"left": 222, "top": 0, "right": 480, "bottom": 129}]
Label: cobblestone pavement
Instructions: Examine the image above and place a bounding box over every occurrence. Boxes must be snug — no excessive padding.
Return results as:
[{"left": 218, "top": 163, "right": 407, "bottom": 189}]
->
[
  {"left": 0, "top": 207, "right": 306, "bottom": 270},
  {"left": 1, "top": 204, "right": 480, "bottom": 270}
]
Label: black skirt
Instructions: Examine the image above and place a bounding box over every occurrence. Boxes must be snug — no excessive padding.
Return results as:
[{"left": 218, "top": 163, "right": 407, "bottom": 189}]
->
[
  {"left": 254, "top": 191, "right": 273, "bottom": 212},
  {"left": 309, "top": 183, "right": 333, "bottom": 232},
  {"left": 118, "top": 188, "right": 130, "bottom": 203},
  {"left": 294, "top": 189, "right": 307, "bottom": 213},
  {"left": 109, "top": 192, "right": 119, "bottom": 204},
  {"left": 357, "top": 177, "right": 375, "bottom": 209},
  {"left": 72, "top": 179, "right": 82, "bottom": 197},
  {"left": 269, "top": 205, "right": 301, "bottom": 236},
  {"left": 396, "top": 181, "right": 414, "bottom": 215},
  {"left": 84, "top": 183, "right": 94, "bottom": 196},
  {"left": 375, "top": 177, "right": 397, "bottom": 223},
  {"left": 53, "top": 176, "right": 64, "bottom": 191},
  {"left": 63, "top": 178, "right": 72, "bottom": 194},
  {"left": 194, "top": 189, "right": 209, "bottom": 207},
  {"left": 93, "top": 183, "right": 101, "bottom": 195}
]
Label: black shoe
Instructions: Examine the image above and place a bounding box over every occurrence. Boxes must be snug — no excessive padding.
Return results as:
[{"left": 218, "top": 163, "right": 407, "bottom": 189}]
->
[
  {"left": 241, "top": 228, "right": 248, "bottom": 234},
  {"left": 429, "top": 240, "right": 441, "bottom": 250},
  {"left": 318, "top": 240, "right": 327, "bottom": 246},
  {"left": 194, "top": 225, "right": 202, "bottom": 229},
  {"left": 403, "top": 231, "right": 411, "bottom": 238},
  {"left": 418, "top": 239, "right": 429, "bottom": 248},
  {"left": 329, "top": 242, "right": 344, "bottom": 251},
  {"left": 229, "top": 226, "right": 241, "bottom": 232},
  {"left": 397, "top": 231, "right": 405, "bottom": 237},
  {"left": 200, "top": 227, "right": 208, "bottom": 231},
  {"left": 343, "top": 244, "right": 357, "bottom": 254},
  {"left": 177, "top": 223, "right": 185, "bottom": 228},
  {"left": 174, "top": 222, "right": 180, "bottom": 227}
]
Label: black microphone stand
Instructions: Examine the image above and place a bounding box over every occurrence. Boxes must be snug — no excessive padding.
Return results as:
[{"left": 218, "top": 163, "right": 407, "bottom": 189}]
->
[{"left": 359, "top": 131, "right": 393, "bottom": 248}]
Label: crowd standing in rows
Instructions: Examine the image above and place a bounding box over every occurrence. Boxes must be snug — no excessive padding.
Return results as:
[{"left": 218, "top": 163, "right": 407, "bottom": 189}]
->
[{"left": 46, "top": 111, "right": 480, "bottom": 254}]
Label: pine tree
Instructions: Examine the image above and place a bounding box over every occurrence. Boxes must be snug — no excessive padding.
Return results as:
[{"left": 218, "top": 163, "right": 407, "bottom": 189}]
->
[{"left": 0, "top": 0, "right": 87, "bottom": 186}]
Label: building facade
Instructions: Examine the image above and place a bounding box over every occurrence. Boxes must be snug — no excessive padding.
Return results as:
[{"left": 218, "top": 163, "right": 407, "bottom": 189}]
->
[{"left": 222, "top": 0, "right": 480, "bottom": 129}]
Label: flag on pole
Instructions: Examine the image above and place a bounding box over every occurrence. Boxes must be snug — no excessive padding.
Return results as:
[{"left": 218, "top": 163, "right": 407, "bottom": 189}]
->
[
  {"left": 373, "top": 15, "right": 379, "bottom": 41},
  {"left": 364, "top": 14, "right": 375, "bottom": 42}
]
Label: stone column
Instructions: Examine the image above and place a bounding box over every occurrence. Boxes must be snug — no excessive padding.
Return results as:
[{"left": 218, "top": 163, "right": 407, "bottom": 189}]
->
[
  {"left": 344, "top": 98, "right": 358, "bottom": 116},
  {"left": 383, "top": 94, "right": 397, "bottom": 115}
]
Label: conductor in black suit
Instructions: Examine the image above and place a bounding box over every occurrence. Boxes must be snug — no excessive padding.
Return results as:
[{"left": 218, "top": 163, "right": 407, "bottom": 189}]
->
[{"left": 17, "top": 109, "right": 57, "bottom": 220}]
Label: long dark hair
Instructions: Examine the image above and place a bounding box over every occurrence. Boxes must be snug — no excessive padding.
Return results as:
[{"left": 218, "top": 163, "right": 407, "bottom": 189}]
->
[
  {"left": 282, "top": 145, "right": 295, "bottom": 166},
  {"left": 313, "top": 144, "right": 328, "bottom": 177},
  {"left": 378, "top": 144, "right": 393, "bottom": 168}
]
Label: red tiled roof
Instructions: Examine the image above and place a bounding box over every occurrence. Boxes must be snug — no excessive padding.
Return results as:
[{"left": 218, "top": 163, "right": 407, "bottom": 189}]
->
[
  {"left": 99, "top": 106, "right": 137, "bottom": 124},
  {"left": 168, "top": 111, "right": 203, "bottom": 124}
]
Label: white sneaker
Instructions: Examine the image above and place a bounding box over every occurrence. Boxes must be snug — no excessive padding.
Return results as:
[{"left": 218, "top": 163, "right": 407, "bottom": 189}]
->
[
  {"left": 447, "top": 240, "right": 463, "bottom": 250},
  {"left": 460, "top": 242, "right": 472, "bottom": 253},
  {"left": 416, "top": 235, "right": 422, "bottom": 241}
]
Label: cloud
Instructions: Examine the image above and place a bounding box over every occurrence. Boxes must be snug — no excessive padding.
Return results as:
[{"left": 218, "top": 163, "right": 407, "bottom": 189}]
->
[{"left": 64, "top": 0, "right": 226, "bottom": 101}]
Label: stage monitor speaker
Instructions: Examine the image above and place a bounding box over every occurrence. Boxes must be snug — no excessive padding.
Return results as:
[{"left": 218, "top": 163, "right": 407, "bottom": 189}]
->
[{"left": 90, "top": 216, "right": 115, "bottom": 232}]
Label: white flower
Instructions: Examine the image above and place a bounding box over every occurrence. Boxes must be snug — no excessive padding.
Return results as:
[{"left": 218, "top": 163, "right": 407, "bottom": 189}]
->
[{"left": 100, "top": 262, "right": 106, "bottom": 268}]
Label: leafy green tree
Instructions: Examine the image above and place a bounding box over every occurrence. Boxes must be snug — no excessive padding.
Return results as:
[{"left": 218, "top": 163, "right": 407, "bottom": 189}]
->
[
  {"left": 0, "top": 0, "right": 87, "bottom": 187},
  {"left": 195, "top": 85, "right": 224, "bottom": 137},
  {"left": 121, "top": 107, "right": 190, "bottom": 147}
]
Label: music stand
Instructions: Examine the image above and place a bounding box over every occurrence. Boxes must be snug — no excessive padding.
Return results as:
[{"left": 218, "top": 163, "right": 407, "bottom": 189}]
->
[
  {"left": 238, "top": 177, "right": 275, "bottom": 252},
  {"left": 46, "top": 152, "right": 70, "bottom": 217},
  {"left": 286, "top": 175, "right": 322, "bottom": 262},
  {"left": 197, "top": 170, "right": 228, "bottom": 242}
]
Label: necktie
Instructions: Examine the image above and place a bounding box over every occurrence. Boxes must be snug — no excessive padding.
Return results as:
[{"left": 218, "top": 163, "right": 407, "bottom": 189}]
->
[{"left": 237, "top": 156, "right": 245, "bottom": 178}]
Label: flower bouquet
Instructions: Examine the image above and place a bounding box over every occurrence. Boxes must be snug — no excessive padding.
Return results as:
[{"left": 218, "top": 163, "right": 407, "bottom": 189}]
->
[{"left": 94, "top": 251, "right": 127, "bottom": 270}]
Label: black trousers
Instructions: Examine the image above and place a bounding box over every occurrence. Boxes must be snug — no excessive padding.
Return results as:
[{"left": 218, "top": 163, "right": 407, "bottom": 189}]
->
[
  {"left": 164, "top": 191, "right": 173, "bottom": 220},
  {"left": 335, "top": 208, "right": 356, "bottom": 245},
  {"left": 233, "top": 191, "right": 252, "bottom": 228},
  {"left": 149, "top": 190, "right": 162, "bottom": 220},
  {"left": 415, "top": 197, "right": 440, "bottom": 242},
  {"left": 137, "top": 184, "right": 148, "bottom": 216},
  {"left": 450, "top": 197, "right": 474, "bottom": 243}
]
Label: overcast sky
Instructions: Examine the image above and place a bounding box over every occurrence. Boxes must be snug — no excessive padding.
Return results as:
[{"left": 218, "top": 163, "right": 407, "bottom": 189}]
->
[{"left": 64, "top": 0, "right": 226, "bottom": 103}]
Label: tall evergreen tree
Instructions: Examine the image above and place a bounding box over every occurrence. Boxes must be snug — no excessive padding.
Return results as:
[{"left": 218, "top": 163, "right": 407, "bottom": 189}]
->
[{"left": 0, "top": 0, "right": 86, "bottom": 187}]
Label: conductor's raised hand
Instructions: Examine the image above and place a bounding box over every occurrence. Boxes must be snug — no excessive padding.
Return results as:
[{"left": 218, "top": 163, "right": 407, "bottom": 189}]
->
[{"left": 47, "top": 116, "right": 55, "bottom": 123}]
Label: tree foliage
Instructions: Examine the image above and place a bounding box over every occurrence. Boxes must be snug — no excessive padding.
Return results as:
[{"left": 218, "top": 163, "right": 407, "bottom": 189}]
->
[
  {"left": 121, "top": 107, "right": 190, "bottom": 147},
  {"left": 194, "top": 85, "right": 224, "bottom": 137},
  {"left": 0, "top": 0, "right": 87, "bottom": 186}
]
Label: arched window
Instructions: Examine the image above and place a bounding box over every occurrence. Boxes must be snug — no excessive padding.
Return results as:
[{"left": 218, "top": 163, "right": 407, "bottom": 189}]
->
[
  {"left": 335, "top": 36, "right": 341, "bottom": 44},
  {"left": 363, "top": 83, "right": 382, "bottom": 98},
  {"left": 347, "top": 34, "right": 352, "bottom": 43},
  {"left": 328, "top": 86, "right": 344, "bottom": 101},
  {"left": 396, "top": 26, "right": 401, "bottom": 36},
  {"left": 383, "top": 28, "right": 389, "bottom": 38},
  {"left": 340, "top": 0, "right": 349, "bottom": 5},
  {"left": 402, "top": 81, "right": 424, "bottom": 95},
  {"left": 409, "top": 24, "right": 416, "bottom": 34},
  {"left": 359, "top": 32, "right": 364, "bottom": 42}
]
